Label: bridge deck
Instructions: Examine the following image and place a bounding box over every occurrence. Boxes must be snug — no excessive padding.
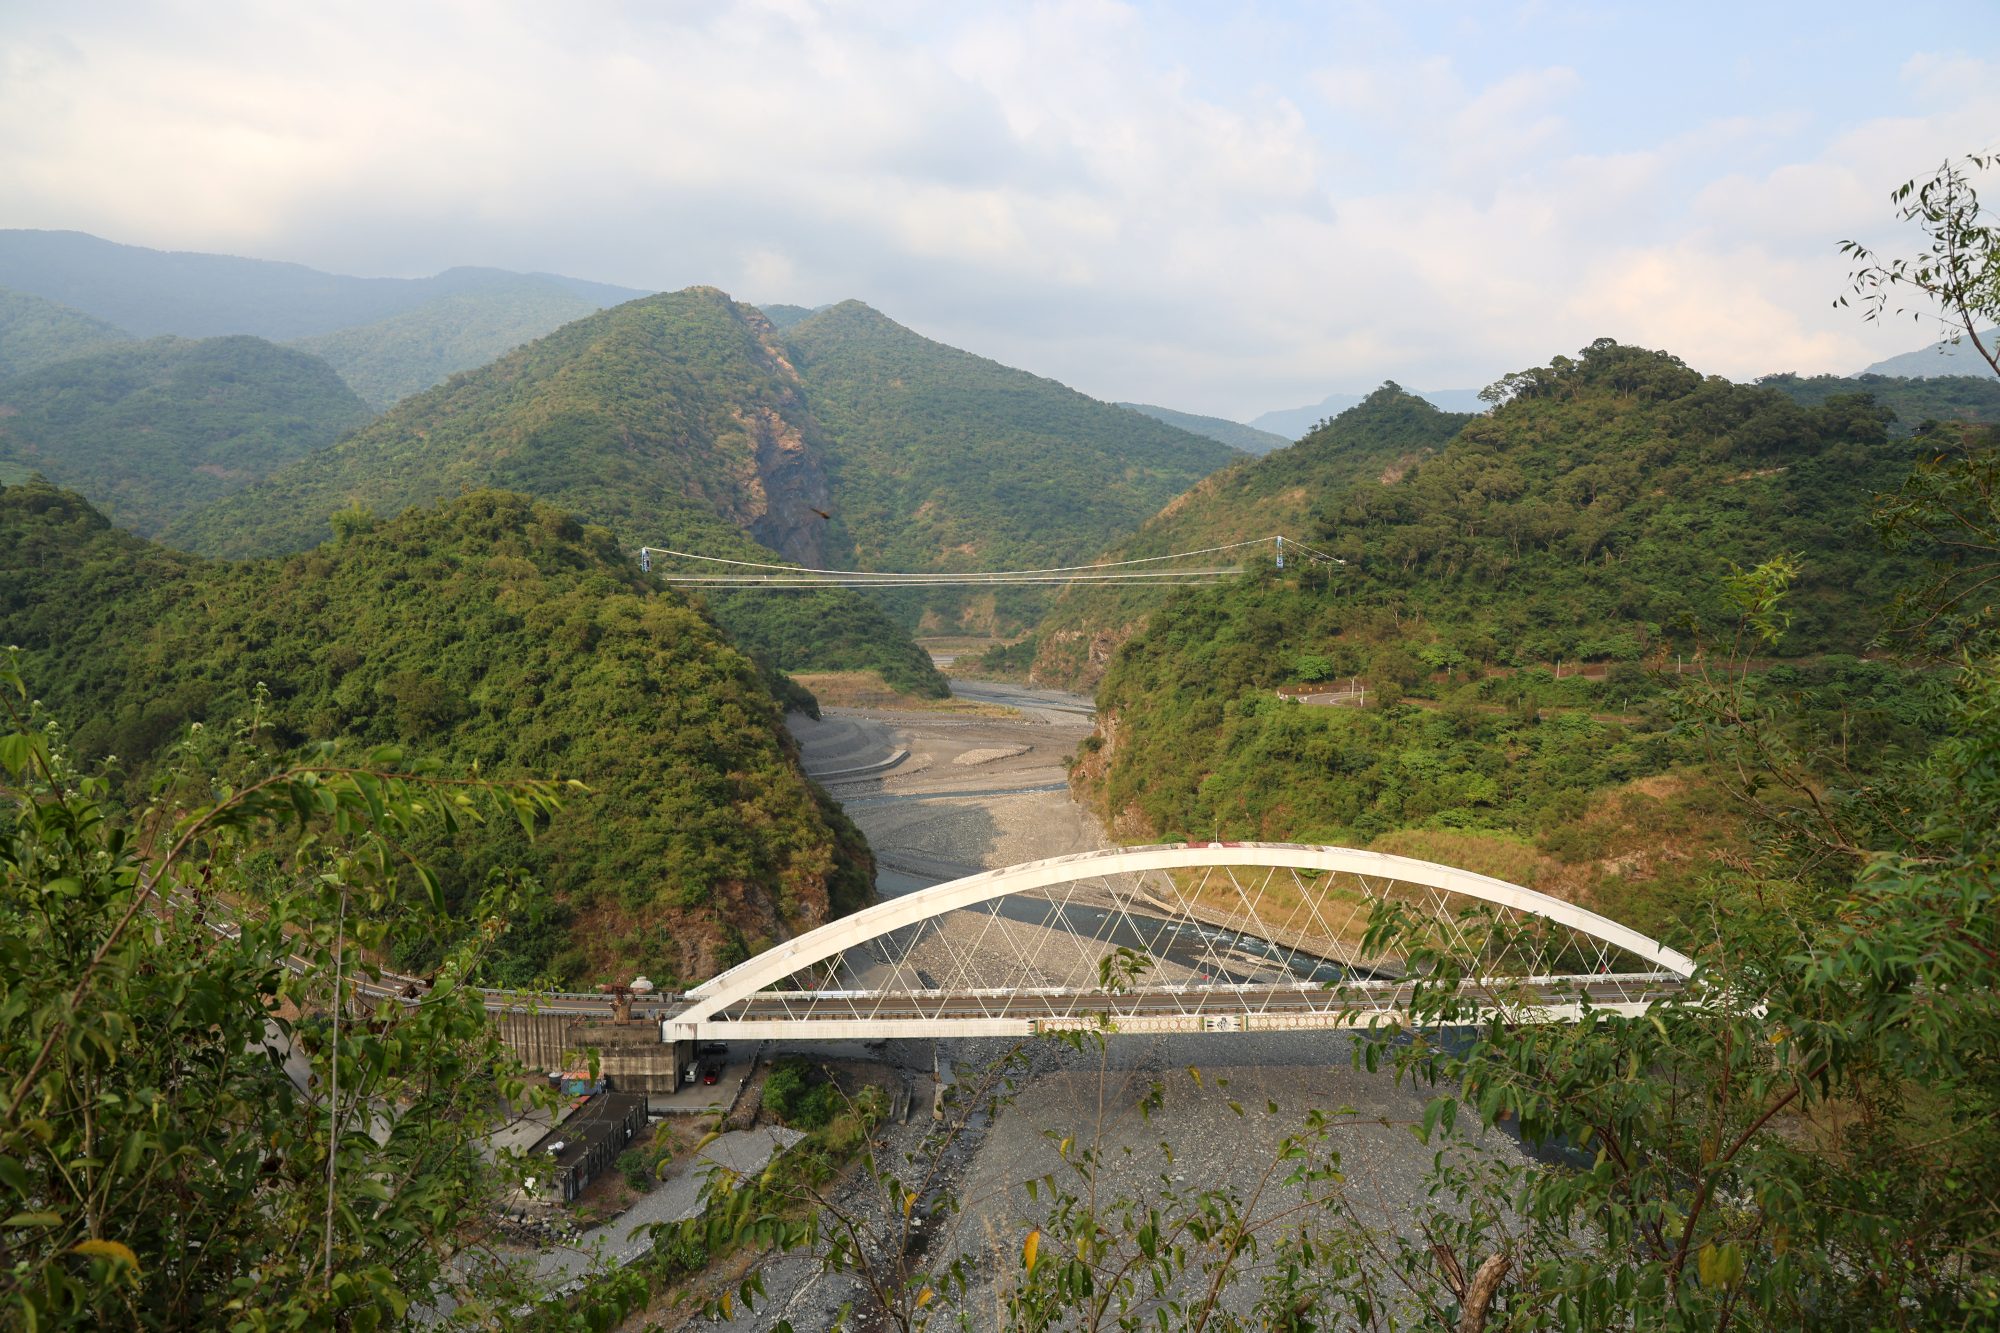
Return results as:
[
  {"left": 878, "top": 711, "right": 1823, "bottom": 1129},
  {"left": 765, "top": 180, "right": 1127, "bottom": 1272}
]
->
[{"left": 682, "top": 973, "right": 1688, "bottom": 1039}]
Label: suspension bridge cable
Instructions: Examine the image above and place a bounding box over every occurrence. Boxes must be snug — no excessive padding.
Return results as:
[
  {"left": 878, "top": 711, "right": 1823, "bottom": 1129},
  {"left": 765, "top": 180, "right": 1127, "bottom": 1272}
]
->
[{"left": 636, "top": 536, "right": 1278, "bottom": 579}]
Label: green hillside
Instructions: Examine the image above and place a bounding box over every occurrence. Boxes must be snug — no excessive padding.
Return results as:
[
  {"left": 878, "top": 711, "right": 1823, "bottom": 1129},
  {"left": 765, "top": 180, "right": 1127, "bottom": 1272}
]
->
[
  {"left": 290, "top": 277, "right": 602, "bottom": 408},
  {"left": 0, "top": 334, "right": 373, "bottom": 535},
  {"left": 1759, "top": 371, "right": 2000, "bottom": 432},
  {"left": 0, "top": 480, "right": 872, "bottom": 987},
  {"left": 165, "top": 288, "right": 945, "bottom": 694},
  {"left": 0, "top": 286, "right": 130, "bottom": 378},
  {"left": 1028, "top": 384, "right": 1470, "bottom": 686},
  {"left": 780, "top": 300, "right": 1240, "bottom": 629},
  {"left": 1116, "top": 401, "right": 1287, "bottom": 453},
  {"left": 1078, "top": 341, "right": 1941, "bottom": 940}
]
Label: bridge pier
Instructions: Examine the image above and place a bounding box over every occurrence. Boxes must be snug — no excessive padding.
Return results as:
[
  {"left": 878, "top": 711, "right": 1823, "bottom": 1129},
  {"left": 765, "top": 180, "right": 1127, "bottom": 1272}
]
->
[{"left": 491, "top": 1010, "right": 686, "bottom": 1093}]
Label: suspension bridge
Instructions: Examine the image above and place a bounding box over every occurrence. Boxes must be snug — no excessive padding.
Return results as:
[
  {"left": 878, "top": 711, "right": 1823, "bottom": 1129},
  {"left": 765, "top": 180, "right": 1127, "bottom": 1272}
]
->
[{"left": 634, "top": 534, "right": 1343, "bottom": 589}]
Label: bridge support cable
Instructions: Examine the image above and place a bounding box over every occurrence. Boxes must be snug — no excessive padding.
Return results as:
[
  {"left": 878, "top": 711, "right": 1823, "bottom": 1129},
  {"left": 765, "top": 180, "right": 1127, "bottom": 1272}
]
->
[
  {"left": 632, "top": 535, "right": 1345, "bottom": 590},
  {"left": 665, "top": 844, "right": 1696, "bottom": 1041}
]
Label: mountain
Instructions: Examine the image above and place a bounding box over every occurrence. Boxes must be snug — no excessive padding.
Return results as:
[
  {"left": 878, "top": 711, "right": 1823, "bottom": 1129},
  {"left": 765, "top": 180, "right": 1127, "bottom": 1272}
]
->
[
  {"left": 167, "top": 288, "right": 846, "bottom": 560},
  {"left": 164, "top": 287, "right": 945, "bottom": 694},
  {"left": 1030, "top": 384, "right": 1471, "bottom": 687},
  {"left": 1075, "top": 340, "right": 1938, "bottom": 943},
  {"left": 0, "top": 334, "right": 373, "bottom": 535},
  {"left": 1861, "top": 328, "right": 1999, "bottom": 378},
  {"left": 0, "top": 286, "right": 131, "bottom": 378},
  {"left": 288, "top": 277, "right": 604, "bottom": 408},
  {"left": 777, "top": 300, "right": 1240, "bottom": 628},
  {"left": 0, "top": 480, "right": 873, "bottom": 986},
  {"left": 0, "top": 230, "right": 646, "bottom": 341},
  {"left": 1759, "top": 372, "right": 2000, "bottom": 434},
  {"left": 1250, "top": 386, "right": 1483, "bottom": 440},
  {"left": 1116, "top": 402, "right": 1286, "bottom": 454},
  {"left": 760, "top": 303, "right": 827, "bottom": 329}
]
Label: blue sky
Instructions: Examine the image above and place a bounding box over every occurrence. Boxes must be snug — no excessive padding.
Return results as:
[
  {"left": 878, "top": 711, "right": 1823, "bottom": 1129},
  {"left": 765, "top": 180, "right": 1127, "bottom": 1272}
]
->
[{"left": 3, "top": 1, "right": 1996, "bottom": 417}]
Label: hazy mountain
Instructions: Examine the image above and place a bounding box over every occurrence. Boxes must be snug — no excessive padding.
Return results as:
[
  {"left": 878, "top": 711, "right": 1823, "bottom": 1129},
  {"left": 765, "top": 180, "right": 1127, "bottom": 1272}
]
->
[
  {"left": 1, "top": 480, "right": 871, "bottom": 985},
  {"left": 0, "top": 287, "right": 132, "bottom": 379},
  {"left": 288, "top": 278, "right": 606, "bottom": 408},
  {"left": 0, "top": 229, "right": 645, "bottom": 341},
  {"left": 1251, "top": 387, "right": 1483, "bottom": 440},
  {"left": 1116, "top": 402, "right": 1284, "bottom": 454},
  {"left": 1861, "top": 328, "right": 1999, "bottom": 378},
  {"left": 0, "top": 334, "right": 372, "bottom": 535}
]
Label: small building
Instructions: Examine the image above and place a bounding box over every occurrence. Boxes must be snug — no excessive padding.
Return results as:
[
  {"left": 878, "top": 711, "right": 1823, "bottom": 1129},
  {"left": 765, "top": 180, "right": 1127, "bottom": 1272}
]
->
[{"left": 521, "top": 1092, "right": 648, "bottom": 1204}]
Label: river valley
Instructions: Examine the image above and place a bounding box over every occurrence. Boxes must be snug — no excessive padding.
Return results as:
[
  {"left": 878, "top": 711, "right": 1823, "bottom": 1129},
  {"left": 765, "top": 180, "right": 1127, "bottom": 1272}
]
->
[{"left": 690, "top": 680, "right": 1529, "bottom": 1329}]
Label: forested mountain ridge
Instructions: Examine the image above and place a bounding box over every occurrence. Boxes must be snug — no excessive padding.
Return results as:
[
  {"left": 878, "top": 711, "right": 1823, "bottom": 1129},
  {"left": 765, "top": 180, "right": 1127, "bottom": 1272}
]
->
[
  {"left": 0, "top": 334, "right": 373, "bottom": 535},
  {"left": 0, "top": 285, "right": 131, "bottom": 378},
  {"left": 1028, "top": 384, "right": 1471, "bottom": 687},
  {"left": 1759, "top": 370, "right": 2000, "bottom": 431},
  {"left": 287, "top": 276, "right": 603, "bottom": 409},
  {"left": 778, "top": 299, "right": 1240, "bottom": 630},
  {"left": 1249, "top": 385, "right": 1483, "bottom": 439},
  {"left": 167, "top": 287, "right": 839, "bottom": 562},
  {"left": 0, "top": 480, "right": 872, "bottom": 986},
  {"left": 164, "top": 287, "right": 946, "bottom": 693},
  {"left": 1077, "top": 341, "right": 1942, "bottom": 946}
]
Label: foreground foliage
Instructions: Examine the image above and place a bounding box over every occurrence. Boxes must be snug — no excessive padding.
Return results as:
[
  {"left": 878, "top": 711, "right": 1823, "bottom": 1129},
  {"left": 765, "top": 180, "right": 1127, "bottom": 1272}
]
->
[{"left": 0, "top": 662, "right": 646, "bottom": 1328}]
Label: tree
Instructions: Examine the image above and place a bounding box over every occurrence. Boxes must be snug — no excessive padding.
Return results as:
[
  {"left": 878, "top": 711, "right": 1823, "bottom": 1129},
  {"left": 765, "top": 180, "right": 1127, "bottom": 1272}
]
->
[
  {"left": 0, "top": 658, "right": 641, "bottom": 1329},
  {"left": 1841, "top": 153, "right": 2000, "bottom": 379}
]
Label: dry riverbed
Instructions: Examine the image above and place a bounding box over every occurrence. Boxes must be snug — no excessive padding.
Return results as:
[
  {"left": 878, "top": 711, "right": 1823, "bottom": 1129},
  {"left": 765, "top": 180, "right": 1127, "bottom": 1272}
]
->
[{"left": 652, "top": 679, "right": 1531, "bottom": 1329}]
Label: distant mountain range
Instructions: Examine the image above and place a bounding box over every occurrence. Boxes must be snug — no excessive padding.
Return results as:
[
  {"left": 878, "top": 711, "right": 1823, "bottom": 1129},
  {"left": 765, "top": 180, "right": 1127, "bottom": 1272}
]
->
[
  {"left": 0, "top": 230, "right": 647, "bottom": 409},
  {"left": 1860, "top": 327, "right": 1999, "bottom": 378},
  {"left": 1117, "top": 403, "right": 1287, "bottom": 454}
]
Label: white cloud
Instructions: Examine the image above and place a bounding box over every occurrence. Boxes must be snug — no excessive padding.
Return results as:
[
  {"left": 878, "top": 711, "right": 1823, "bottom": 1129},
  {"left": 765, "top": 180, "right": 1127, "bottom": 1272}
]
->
[{"left": 0, "top": 3, "right": 1993, "bottom": 413}]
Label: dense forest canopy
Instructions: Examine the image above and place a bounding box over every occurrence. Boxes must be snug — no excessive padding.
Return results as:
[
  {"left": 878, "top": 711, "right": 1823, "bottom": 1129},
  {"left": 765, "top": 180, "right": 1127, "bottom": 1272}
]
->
[
  {"left": 1077, "top": 342, "right": 1953, "bottom": 950},
  {"left": 1758, "top": 369, "right": 2000, "bottom": 431},
  {"left": 0, "top": 285, "right": 130, "bottom": 379},
  {"left": 1028, "top": 383, "right": 1472, "bottom": 686},
  {"left": 0, "top": 480, "right": 873, "bottom": 986},
  {"left": 0, "top": 333, "right": 373, "bottom": 536}
]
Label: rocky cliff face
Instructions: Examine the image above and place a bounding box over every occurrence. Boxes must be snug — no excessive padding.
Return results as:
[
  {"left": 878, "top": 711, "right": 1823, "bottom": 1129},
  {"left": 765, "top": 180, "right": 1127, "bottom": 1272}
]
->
[{"left": 741, "top": 406, "right": 832, "bottom": 568}]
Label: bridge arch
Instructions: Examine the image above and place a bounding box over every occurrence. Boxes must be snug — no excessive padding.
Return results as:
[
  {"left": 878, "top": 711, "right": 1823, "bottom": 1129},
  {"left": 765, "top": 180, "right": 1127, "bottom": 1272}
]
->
[{"left": 669, "top": 843, "right": 1696, "bottom": 1039}]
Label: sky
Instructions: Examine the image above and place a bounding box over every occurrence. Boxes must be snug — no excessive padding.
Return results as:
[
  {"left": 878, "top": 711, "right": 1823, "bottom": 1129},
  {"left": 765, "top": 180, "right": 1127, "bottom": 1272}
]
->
[{"left": 2, "top": 0, "right": 1997, "bottom": 419}]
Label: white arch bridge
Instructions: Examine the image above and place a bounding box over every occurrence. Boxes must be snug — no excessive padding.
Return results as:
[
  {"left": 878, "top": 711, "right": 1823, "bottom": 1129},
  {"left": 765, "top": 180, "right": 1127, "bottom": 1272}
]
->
[{"left": 659, "top": 844, "right": 1696, "bottom": 1044}]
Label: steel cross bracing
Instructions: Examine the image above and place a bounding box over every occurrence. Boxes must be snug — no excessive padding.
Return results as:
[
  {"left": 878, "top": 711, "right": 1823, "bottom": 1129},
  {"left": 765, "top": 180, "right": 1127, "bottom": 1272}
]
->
[{"left": 663, "top": 844, "right": 1698, "bottom": 1042}]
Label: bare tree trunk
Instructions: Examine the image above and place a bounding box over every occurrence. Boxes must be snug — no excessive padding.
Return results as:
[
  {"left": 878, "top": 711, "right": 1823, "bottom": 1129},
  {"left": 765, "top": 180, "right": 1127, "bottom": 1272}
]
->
[{"left": 1458, "top": 1253, "right": 1511, "bottom": 1333}]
